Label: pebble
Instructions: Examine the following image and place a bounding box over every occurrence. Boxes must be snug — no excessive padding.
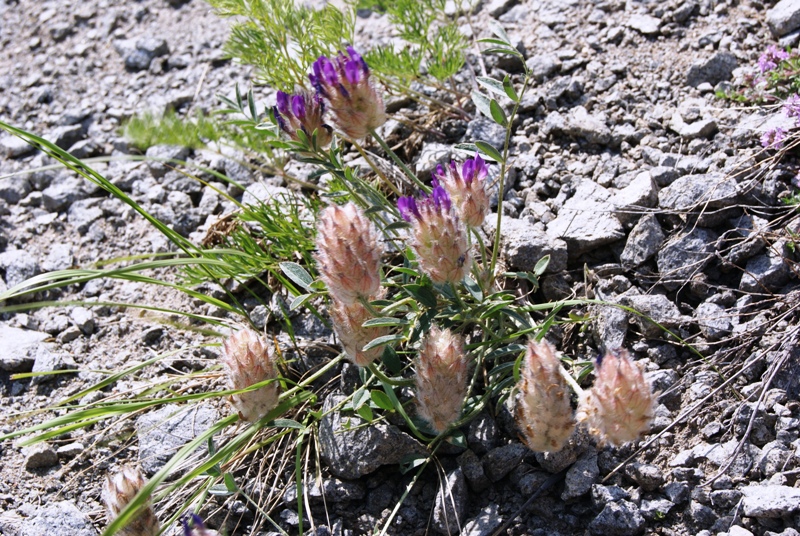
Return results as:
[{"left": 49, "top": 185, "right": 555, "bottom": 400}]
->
[
  {"left": 589, "top": 500, "right": 645, "bottom": 535},
  {"left": 0, "top": 325, "right": 50, "bottom": 372},
  {"left": 561, "top": 450, "right": 599, "bottom": 500},
  {"left": 627, "top": 14, "right": 661, "bottom": 36},
  {"left": 686, "top": 52, "right": 738, "bottom": 88},
  {"left": 620, "top": 214, "right": 665, "bottom": 267},
  {"left": 767, "top": 0, "right": 800, "bottom": 37},
  {"left": 18, "top": 501, "right": 96, "bottom": 536},
  {"left": 485, "top": 216, "right": 568, "bottom": 273},
  {"left": 432, "top": 468, "right": 467, "bottom": 535},
  {"left": 741, "top": 485, "right": 800, "bottom": 518},
  {"left": 24, "top": 444, "right": 59, "bottom": 470},
  {"left": 481, "top": 443, "right": 527, "bottom": 482}
]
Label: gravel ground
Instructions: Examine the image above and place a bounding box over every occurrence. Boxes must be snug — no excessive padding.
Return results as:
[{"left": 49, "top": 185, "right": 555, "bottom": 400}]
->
[{"left": 2, "top": 0, "right": 800, "bottom": 535}]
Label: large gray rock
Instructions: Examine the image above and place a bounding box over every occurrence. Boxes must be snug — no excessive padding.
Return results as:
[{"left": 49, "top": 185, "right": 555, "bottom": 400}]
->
[
  {"left": 42, "top": 175, "right": 89, "bottom": 212},
  {"left": 589, "top": 500, "right": 645, "bottom": 535},
  {"left": 768, "top": 0, "right": 800, "bottom": 37},
  {"left": 658, "top": 173, "right": 738, "bottom": 212},
  {"left": 432, "top": 468, "right": 468, "bottom": 535},
  {"left": 694, "top": 301, "right": 732, "bottom": 341},
  {"left": 610, "top": 171, "right": 658, "bottom": 224},
  {"left": 482, "top": 443, "right": 527, "bottom": 482},
  {"left": 485, "top": 216, "right": 567, "bottom": 273},
  {"left": 620, "top": 214, "right": 665, "bottom": 267},
  {"left": 656, "top": 228, "right": 717, "bottom": 290},
  {"left": 686, "top": 52, "right": 737, "bottom": 87},
  {"left": 618, "top": 293, "right": 686, "bottom": 337},
  {"left": 0, "top": 176, "right": 32, "bottom": 204},
  {"left": 318, "top": 394, "right": 425, "bottom": 479},
  {"left": 464, "top": 117, "right": 506, "bottom": 150},
  {"left": 0, "top": 326, "right": 50, "bottom": 372},
  {"left": 0, "top": 248, "right": 39, "bottom": 288},
  {"left": 547, "top": 180, "right": 625, "bottom": 257},
  {"left": 462, "top": 503, "right": 503, "bottom": 536},
  {"left": 562, "top": 450, "right": 599, "bottom": 500},
  {"left": 545, "top": 106, "right": 612, "bottom": 145},
  {"left": 627, "top": 14, "right": 661, "bottom": 35},
  {"left": 19, "top": 501, "right": 97, "bottom": 536},
  {"left": 741, "top": 485, "right": 800, "bottom": 518},
  {"left": 739, "top": 249, "right": 792, "bottom": 293},
  {"left": 136, "top": 403, "right": 220, "bottom": 475}
]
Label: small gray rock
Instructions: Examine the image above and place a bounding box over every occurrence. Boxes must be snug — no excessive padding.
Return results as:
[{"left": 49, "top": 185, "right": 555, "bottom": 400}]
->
[
  {"left": 562, "top": 450, "right": 599, "bottom": 500},
  {"left": 432, "top": 468, "right": 467, "bottom": 535},
  {"left": 767, "top": 0, "right": 800, "bottom": 37},
  {"left": 640, "top": 499, "right": 674, "bottom": 521},
  {"left": 0, "top": 248, "right": 40, "bottom": 288},
  {"left": 658, "top": 173, "right": 739, "bottom": 212},
  {"left": 694, "top": 301, "right": 732, "bottom": 341},
  {"left": 0, "top": 134, "right": 36, "bottom": 158},
  {"left": 589, "top": 500, "right": 645, "bottom": 535},
  {"left": 467, "top": 411, "right": 500, "bottom": 455},
  {"left": 656, "top": 228, "right": 718, "bottom": 291},
  {"left": 626, "top": 462, "right": 664, "bottom": 492},
  {"left": 482, "top": 443, "right": 527, "bottom": 482},
  {"left": 18, "top": 501, "right": 96, "bottom": 536},
  {"left": 31, "top": 344, "right": 76, "bottom": 385},
  {"left": 739, "top": 250, "right": 791, "bottom": 293},
  {"left": 145, "top": 144, "right": 192, "bottom": 178},
  {"left": 461, "top": 503, "right": 503, "bottom": 536},
  {"left": 47, "top": 125, "right": 84, "bottom": 150},
  {"left": 686, "top": 52, "right": 737, "bottom": 88},
  {"left": 241, "top": 183, "right": 293, "bottom": 207},
  {"left": 464, "top": 117, "right": 506, "bottom": 150},
  {"left": 689, "top": 500, "right": 717, "bottom": 527},
  {"left": 741, "top": 485, "right": 800, "bottom": 518},
  {"left": 627, "top": 14, "right": 661, "bottom": 35},
  {"left": 414, "top": 142, "right": 454, "bottom": 179},
  {"left": 68, "top": 199, "right": 105, "bottom": 235},
  {"left": 664, "top": 481, "right": 691, "bottom": 504},
  {"left": 526, "top": 54, "right": 561, "bottom": 82},
  {"left": 56, "top": 442, "right": 85, "bottom": 460},
  {"left": 41, "top": 243, "right": 74, "bottom": 272},
  {"left": 621, "top": 214, "right": 665, "bottom": 267},
  {"left": 24, "top": 443, "right": 59, "bottom": 470},
  {"left": 70, "top": 307, "right": 95, "bottom": 335},
  {"left": 0, "top": 326, "right": 50, "bottom": 372},
  {"left": 610, "top": 171, "right": 658, "bottom": 224},
  {"left": 457, "top": 449, "right": 491, "bottom": 492},
  {"left": 42, "top": 175, "right": 89, "bottom": 212},
  {"left": 485, "top": 216, "right": 568, "bottom": 273},
  {"left": 618, "top": 293, "right": 685, "bottom": 337},
  {"left": 0, "top": 176, "right": 32, "bottom": 204}
]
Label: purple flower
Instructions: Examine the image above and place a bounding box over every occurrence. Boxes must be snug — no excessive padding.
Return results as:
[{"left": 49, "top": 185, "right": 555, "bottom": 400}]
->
[
  {"left": 432, "top": 153, "right": 491, "bottom": 228},
  {"left": 758, "top": 45, "right": 790, "bottom": 74},
  {"left": 273, "top": 90, "right": 332, "bottom": 147},
  {"left": 181, "top": 513, "right": 218, "bottom": 536},
  {"left": 761, "top": 127, "right": 787, "bottom": 149},
  {"left": 785, "top": 94, "right": 800, "bottom": 120},
  {"left": 397, "top": 196, "right": 420, "bottom": 222},
  {"left": 309, "top": 47, "right": 386, "bottom": 140}
]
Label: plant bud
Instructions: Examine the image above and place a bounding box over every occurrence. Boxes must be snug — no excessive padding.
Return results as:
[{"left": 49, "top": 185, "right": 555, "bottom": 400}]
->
[
  {"left": 415, "top": 326, "right": 468, "bottom": 433},
  {"left": 576, "top": 349, "right": 654, "bottom": 446},
  {"left": 432, "top": 153, "right": 490, "bottom": 229},
  {"left": 309, "top": 46, "right": 386, "bottom": 139},
  {"left": 274, "top": 90, "right": 333, "bottom": 147},
  {"left": 181, "top": 513, "right": 220, "bottom": 536},
  {"left": 397, "top": 185, "right": 471, "bottom": 285},
  {"left": 103, "top": 465, "right": 160, "bottom": 536},
  {"left": 516, "top": 340, "right": 576, "bottom": 452},
  {"left": 330, "top": 297, "right": 387, "bottom": 367},
  {"left": 222, "top": 328, "right": 280, "bottom": 422},
  {"left": 315, "top": 202, "right": 384, "bottom": 305}
]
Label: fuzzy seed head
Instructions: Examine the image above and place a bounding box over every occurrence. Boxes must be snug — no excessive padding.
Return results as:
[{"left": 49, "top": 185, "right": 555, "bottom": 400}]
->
[
  {"left": 315, "top": 202, "right": 384, "bottom": 305},
  {"left": 222, "top": 328, "right": 280, "bottom": 422},
  {"left": 309, "top": 47, "right": 386, "bottom": 139},
  {"left": 103, "top": 465, "right": 160, "bottom": 536},
  {"left": 516, "top": 340, "right": 576, "bottom": 452},
  {"left": 274, "top": 90, "right": 333, "bottom": 147},
  {"left": 576, "top": 349, "right": 655, "bottom": 446},
  {"left": 432, "top": 153, "right": 491, "bottom": 228},
  {"left": 331, "top": 298, "right": 387, "bottom": 366},
  {"left": 415, "top": 326, "right": 468, "bottom": 433},
  {"left": 398, "top": 186, "right": 471, "bottom": 284}
]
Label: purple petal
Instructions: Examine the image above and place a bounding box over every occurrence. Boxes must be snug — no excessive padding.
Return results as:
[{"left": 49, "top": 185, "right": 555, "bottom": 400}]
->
[
  {"left": 276, "top": 91, "right": 290, "bottom": 116},
  {"left": 473, "top": 152, "right": 487, "bottom": 181},
  {"left": 291, "top": 95, "right": 306, "bottom": 119},
  {"left": 431, "top": 185, "right": 451, "bottom": 212},
  {"left": 273, "top": 106, "right": 287, "bottom": 132},
  {"left": 462, "top": 159, "right": 474, "bottom": 185},
  {"left": 344, "top": 59, "right": 361, "bottom": 85},
  {"left": 397, "top": 196, "right": 419, "bottom": 221}
]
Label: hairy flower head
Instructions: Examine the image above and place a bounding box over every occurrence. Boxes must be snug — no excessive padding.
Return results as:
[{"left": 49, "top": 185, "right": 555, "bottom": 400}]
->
[
  {"left": 222, "top": 328, "right": 280, "bottom": 422},
  {"left": 274, "top": 90, "right": 332, "bottom": 147},
  {"left": 576, "top": 349, "right": 654, "bottom": 446},
  {"left": 330, "top": 297, "right": 387, "bottom": 367},
  {"left": 415, "top": 326, "right": 468, "bottom": 433},
  {"left": 315, "top": 202, "right": 384, "bottom": 305},
  {"left": 397, "top": 186, "right": 471, "bottom": 284},
  {"left": 310, "top": 47, "right": 386, "bottom": 139},
  {"left": 103, "top": 465, "right": 160, "bottom": 536},
  {"left": 432, "top": 153, "right": 491, "bottom": 228},
  {"left": 516, "top": 340, "right": 576, "bottom": 452}
]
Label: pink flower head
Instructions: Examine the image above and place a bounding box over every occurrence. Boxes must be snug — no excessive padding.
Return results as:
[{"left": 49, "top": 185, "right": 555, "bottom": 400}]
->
[
  {"left": 274, "top": 90, "right": 332, "bottom": 147},
  {"left": 576, "top": 349, "right": 654, "bottom": 446},
  {"left": 432, "top": 153, "right": 491, "bottom": 228},
  {"left": 310, "top": 47, "right": 386, "bottom": 139},
  {"left": 785, "top": 94, "right": 800, "bottom": 120},
  {"left": 415, "top": 326, "right": 468, "bottom": 433},
  {"left": 222, "top": 328, "right": 280, "bottom": 422},
  {"left": 397, "top": 186, "right": 471, "bottom": 284},
  {"left": 103, "top": 466, "right": 160, "bottom": 536},
  {"left": 761, "top": 127, "right": 787, "bottom": 149},
  {"left": 330, "top": 297, "right": 387, "bottom": 366},
  {"left": 758, "top": 45, "right": 789, "bottom": 74}
]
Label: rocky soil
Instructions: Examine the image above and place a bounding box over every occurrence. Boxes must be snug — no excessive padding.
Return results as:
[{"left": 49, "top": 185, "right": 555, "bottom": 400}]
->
[{"left": 3, "top": 0, "right": 800, "bottom": 535}]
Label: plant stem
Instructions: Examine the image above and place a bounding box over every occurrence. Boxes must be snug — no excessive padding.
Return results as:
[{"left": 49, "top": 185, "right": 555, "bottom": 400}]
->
[
  {"left": 369, "top": 128, "right": 429, "bottom": 192},
  {"left": 367, "top": 362, "right": 415, "bottom": 387},
  {"left": 559, "top": 364, "right": 584, "bottom": 396},
  {"left": 349, "top": 138, "right": 402, "bottom": 197}
]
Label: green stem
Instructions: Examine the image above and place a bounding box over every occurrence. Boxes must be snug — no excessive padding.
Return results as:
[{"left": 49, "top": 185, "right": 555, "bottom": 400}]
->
[
  {"left": 369, "top": 128, "right": 430, "bottom": 192},
  {"left": 350, "top": 138, "right": 402, "bottom": 197},
  {"left": 367, "top": 362, "right": 415, "bottom": 387},
  {"left": 559, "top": 364, "right": 584, "bottom": 396}
]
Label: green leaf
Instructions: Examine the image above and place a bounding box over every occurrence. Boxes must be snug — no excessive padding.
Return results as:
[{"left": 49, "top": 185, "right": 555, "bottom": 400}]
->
[
  {"left": 384, "top": 221, "right": 412, "bottom": 231},
  {"left": 399, "top": 453, "right": 428, "bottom": 474},
  {"left": 357, "top": 404, "right": 374, "bottom": 422},
  {"left": 289, "top": 293, "right": 313, "bottom": 311},
  {"left": 471, "top": 90, "right": 493, "bottom": 120},
  {"left": 477, "top": 37, "right": 514, "bottom": 47},
  {"left": 352, "top": 387, "right": 369, "bottom": 410},
  {"left": 209, "top": 484, "right": 235, "bottom": 496},
  {"left": 280, "top": 262, "right": 313, "bottom": 291},
  {"left": 533, "top": 254, "right": 551, "bottom": 276},
  {"left": 371, "top": 389, "right": 395, "bottom": 411},
  {"left": 489, "top": 19, "right": 512, "bottom": 44},
  {"left": 503, "top": 74, "right": 519, "bottom": 102},
  {"left": 464, "top": 277, "right": 483, "bottom": 302},
  {"left": 362, "top": 317, "right": 409, "bottom": 327},
  {"left": 247, "top": 89, "right": 258, "bottom": 121},
  {"left": 403, "top": 284, "right": 438, "bottom": 308},
  {"left": 489, "top": 99, "right": 508, "bottom": 126},
  {"left": 381, "top": 345, "right": 403, "bottom": 375},
  {"left": 224, "top": 472, "right": 238, "bottom": 492},
  {"left": 477, "top": 76, "right": 508, "bottom": 99},
  {"left": 474, "top": 141, "right": 504, "bottom": 163},
  {"left": 362, "top": 334, "right": 405, "bottom": 352},
  {"left": 447, "top": 430, "right": 467, "bottom": 448},
  {"left": 453, "top": 142, "right": 479, "bottom": 154},
  {"left": 272, "top": 418, "right": 306, "bottom": 431},
  {"left": 483, "top": 47, "right": 523, "bottom": 58}
]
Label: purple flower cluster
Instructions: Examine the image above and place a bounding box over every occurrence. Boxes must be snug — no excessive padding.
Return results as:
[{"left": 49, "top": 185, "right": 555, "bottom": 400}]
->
[
  {"left": 761, "top": 127, "right": 787, "bottom": 149},
  {"left": 431, "top": 153, "right": 491, "bottom": 228},
  {"left": 398, "top": 185, "right": 451, "bottom": 222},
  {"left": 273, "top": 90, "right": 332, "bottom": 147},
  {"left": 758, "top": 45, "right": 790, "bottom": 74}
]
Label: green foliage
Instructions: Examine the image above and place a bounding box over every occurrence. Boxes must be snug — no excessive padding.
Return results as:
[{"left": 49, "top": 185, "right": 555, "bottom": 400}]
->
[{"left": 207, "top": 0, "right": 355, "bottom": 91}]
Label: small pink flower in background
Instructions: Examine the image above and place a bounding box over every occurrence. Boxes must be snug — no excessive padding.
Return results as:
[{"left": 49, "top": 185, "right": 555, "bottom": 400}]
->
[
  {"left": 330, "top": 298, "right": 387, "bottom": 366},
  {"left": 432, "top": 153, "right": 491, "bottom": 229},
  {"left": 273, "top": 90, "right": 332, "bottom": 147},
  {"left": 758, "top": 44, "right": 789, "bottom": 74},
  {"left": 222, "top": 328, "right": 280, "bottom": 422},
  {"left": 315, "top": 202, "right": 384, "bottom": 305},
  {"left": 310, "top": 47, "right": 386, "bottom": 139},
  {"left": 785, "top": 94, "right": 800, "bottom": 121},
  {"left": 761, "top": 127, "right": 787, "bottom": 149},
  {"left": 103, "top": 465, "right": 160, "bottom": 536},
  {"left": 415, "top": 326, "right": 469, "bottom": 433},
  {"left": 397, "top": 185, "right": 471, "bottom": 285},
  {"left": 516, "top": 340, "right": 576, "bottom": 452},
  {"left": 576, "top": 349, "right": 654, "bottom": 446}
]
